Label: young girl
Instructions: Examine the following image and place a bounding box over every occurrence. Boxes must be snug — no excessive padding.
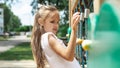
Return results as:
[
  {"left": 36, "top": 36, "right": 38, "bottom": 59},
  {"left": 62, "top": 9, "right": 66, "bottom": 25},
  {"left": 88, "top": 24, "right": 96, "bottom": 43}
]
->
[{"left": 31, "top": 5, "right": 81, "bottom": 68}]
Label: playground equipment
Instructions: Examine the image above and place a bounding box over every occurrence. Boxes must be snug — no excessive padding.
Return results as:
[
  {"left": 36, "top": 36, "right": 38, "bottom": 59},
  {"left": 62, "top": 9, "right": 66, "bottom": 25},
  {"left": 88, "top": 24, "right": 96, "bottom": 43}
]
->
[
  {"left": 68, "top": 0, "right": 120, "bottom": 68},
  {"left": 88, "top": 0, "right": 120, "bottom": 68},
  {"left": 68, "top": 0, "right": 93, "bottom": 68},
  {"left": 82, "top": 40, "right": 92, "bottom": 51}
]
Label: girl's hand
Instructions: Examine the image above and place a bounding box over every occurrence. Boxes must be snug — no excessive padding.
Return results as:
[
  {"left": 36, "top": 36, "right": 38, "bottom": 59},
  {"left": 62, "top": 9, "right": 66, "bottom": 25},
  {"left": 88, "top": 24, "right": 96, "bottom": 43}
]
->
[{"left": 71, "top": 12, "right": 80, "bottom": 31}]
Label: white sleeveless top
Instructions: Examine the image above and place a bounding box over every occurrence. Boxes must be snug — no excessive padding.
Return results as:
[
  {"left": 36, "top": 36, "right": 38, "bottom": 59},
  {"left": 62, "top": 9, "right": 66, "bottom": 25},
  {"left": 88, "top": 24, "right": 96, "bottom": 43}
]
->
[{"left": 41, "top": 32, "right": 81, "bottom": 68}]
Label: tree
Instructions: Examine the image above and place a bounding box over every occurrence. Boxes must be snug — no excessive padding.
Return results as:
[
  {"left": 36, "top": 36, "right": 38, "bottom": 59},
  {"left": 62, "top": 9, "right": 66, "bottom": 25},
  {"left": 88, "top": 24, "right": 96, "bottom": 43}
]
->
[
  {"left": 9, "top": 14, "right": 21, "bottom": 31},
  {"left": 2, "top": 0, "right": 20, "bottom": 8},
  {"left": 0, "top": 3, "right": 21, "bottom": 32},
  {"left": 16, "top": 26, "right": 33, "bottom": 32},
  {"left": 31, "top": 0, "right": 68, "bottom": 14}
]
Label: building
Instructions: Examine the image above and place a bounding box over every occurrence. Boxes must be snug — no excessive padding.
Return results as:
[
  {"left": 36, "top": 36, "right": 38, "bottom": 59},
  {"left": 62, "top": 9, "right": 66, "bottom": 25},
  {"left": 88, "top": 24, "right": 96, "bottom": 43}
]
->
[{"left": 0, "top": 8, "right": 4, "bottom": 35}]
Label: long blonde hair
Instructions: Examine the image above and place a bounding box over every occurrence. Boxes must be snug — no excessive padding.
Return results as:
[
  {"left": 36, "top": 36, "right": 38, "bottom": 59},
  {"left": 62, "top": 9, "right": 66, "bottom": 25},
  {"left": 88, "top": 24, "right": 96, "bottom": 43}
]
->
[{"left": 31, "top": 5, "right": 59, "bottom": 68}]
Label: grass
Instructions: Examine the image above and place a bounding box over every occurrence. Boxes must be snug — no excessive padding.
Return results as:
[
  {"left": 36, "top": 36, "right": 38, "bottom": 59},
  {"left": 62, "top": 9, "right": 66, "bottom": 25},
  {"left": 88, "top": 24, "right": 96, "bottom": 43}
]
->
[
  {"left": 0, "top": 42, "right": 34, "bottom": 60},
  {"left": 0, "top": 36, "right": 8, "bottom": 41}
]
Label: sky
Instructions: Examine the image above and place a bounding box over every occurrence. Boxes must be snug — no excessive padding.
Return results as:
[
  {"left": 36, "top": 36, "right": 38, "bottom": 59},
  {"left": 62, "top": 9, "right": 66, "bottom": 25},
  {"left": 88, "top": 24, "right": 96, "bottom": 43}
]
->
[
  {"left": 10, "top": 0, "right": 65, "bottom": 26},
  {"left": 11, "top": 0, "right": 34, "bottom": 26}
]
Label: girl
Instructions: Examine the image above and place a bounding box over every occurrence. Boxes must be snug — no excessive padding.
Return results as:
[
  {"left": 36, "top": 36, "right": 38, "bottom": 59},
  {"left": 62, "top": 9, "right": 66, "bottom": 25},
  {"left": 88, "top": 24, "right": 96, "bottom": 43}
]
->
[{"left": 31, "top": 5, "right": 81, "bottom": 68}]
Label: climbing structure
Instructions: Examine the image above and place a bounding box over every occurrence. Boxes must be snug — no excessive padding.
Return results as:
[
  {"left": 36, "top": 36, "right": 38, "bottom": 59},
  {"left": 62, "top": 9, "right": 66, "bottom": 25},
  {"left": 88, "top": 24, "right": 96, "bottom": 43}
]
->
[
  {"left": 68, "top": 0, "right": 93, "bottom": 68},
  {"left": 88, "top": 0, "right": 120, "bottom": 68}
]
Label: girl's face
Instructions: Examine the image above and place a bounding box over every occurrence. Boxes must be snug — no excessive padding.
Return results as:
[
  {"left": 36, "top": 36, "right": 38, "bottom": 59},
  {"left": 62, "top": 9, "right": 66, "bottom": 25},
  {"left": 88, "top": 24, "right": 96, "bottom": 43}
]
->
[{"left": 43, "top": 11, "right": 60, "bottom": 34}]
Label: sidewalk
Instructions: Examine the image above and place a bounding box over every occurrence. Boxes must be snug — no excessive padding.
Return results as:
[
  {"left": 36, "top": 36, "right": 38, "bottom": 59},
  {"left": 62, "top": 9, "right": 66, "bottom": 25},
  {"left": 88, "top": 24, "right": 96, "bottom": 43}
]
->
[
  {"left": 0, "top": 35, "right": 30, "bottom": 53},
  {"left": 0, "top": 60, "right": 36, "bottom": 68},
  {"left": 0, "top": 60, "right": 50, "bottom": 68}
]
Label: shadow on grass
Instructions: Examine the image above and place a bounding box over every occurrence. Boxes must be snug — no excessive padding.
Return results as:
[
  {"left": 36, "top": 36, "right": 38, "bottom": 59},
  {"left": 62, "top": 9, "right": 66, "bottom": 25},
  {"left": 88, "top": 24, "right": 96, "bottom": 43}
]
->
[{"left": 0, "top": 42, "right": 34, "bottom": 60}]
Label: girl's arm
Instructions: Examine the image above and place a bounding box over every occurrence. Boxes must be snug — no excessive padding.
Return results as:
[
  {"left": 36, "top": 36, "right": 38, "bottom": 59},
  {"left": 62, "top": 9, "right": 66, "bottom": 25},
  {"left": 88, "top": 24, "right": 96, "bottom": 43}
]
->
[{"left": 48, "top": 12, "right": 80, "bottom": 61}]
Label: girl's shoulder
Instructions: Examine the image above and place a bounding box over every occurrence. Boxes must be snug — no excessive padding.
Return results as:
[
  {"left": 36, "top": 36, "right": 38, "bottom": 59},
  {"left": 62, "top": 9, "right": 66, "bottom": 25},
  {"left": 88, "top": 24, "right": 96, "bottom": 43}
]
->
[
  {"left": 42, "top": 32, "right": 57, "bottom": 39},
  {"left": 43, "top": 32, "right": 54, "bottom": 35}
]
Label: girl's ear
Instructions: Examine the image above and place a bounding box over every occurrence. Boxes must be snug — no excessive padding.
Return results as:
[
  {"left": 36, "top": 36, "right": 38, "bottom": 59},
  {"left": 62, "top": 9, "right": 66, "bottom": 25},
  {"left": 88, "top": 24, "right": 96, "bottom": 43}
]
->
[{"left": 38, "top": 18, "right": 44, "bottom": 26}]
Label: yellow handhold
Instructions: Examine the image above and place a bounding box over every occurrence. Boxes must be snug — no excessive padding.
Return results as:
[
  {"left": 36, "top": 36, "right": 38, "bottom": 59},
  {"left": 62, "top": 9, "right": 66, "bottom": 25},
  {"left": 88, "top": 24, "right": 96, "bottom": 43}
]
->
[
  {"left": 76, "top": 38, "right": 83, "bottom": 45},
  {"left": 82, "top": 40, "right": 92, "bottom": 51}
]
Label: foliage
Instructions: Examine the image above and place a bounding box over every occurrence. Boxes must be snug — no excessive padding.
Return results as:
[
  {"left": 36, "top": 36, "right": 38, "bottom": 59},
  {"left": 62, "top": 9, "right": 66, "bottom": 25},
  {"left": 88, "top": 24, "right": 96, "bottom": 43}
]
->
[
  {"left": 57, "top": 23, "right": 69, "bottom": 37},
  {"left": 0, "top": 3, "right": 22, "bottom": 32},
  {"left": 31, "top": 0, "right": 69, "bottom": 15},
  {"left": 37, "top": 0, "right": 68, "bottom": 10},
  {"left": 0, "top": 42, "right": 33, "bottom": 60},
  {"left": 16, "top": 25, "right": 33, "bottom": 32}
]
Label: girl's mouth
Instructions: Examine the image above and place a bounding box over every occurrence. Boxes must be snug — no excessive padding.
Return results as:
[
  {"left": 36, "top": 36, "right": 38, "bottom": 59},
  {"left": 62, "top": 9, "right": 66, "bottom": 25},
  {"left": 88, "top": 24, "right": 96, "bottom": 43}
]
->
[{"left": 53, "top": 28, "right": 58, "bottom": 32}]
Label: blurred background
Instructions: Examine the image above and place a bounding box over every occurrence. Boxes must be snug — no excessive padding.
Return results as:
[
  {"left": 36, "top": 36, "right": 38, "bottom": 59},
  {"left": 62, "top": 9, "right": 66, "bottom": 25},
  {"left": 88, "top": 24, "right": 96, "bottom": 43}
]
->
[
  {"left": 1, "top": 0, "right": 120, "bottom": 68},
  {"left": 0, "top": 0, "right": 69, "bottom": 68}
]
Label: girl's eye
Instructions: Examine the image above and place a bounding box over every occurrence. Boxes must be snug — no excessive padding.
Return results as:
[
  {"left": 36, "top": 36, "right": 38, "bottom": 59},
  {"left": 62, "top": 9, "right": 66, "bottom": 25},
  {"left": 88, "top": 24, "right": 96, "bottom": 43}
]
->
[
  {"left": 50, "top": 20, "right": 59, "bottom": 24},
  {"left": 50, "top": 21, "right": 55, "bottom": 23},
  {"left": 57, "top": 22, "right": 59, "bottom": 24}
]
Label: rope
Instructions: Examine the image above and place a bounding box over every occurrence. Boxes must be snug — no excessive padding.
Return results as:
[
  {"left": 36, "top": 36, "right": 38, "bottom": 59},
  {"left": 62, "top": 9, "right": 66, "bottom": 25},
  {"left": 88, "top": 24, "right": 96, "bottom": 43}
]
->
[{"left": 75, "top": 0, "right": 93, "bottom": 68}]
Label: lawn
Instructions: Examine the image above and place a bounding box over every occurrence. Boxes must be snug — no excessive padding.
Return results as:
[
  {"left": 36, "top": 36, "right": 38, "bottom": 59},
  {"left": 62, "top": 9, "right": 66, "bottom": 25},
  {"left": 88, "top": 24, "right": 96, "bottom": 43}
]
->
[
  {"left": 0, "top": 36, "right": 7, "bottom": 41},
  {"left": 0, "top": 42, "right": 34, "bottom": 60}
]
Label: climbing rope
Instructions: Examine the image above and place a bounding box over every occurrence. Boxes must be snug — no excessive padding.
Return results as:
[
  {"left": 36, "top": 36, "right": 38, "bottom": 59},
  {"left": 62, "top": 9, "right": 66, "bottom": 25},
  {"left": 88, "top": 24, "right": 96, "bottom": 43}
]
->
[{"left": 75, "top": 0, "right": 93, "bottom": 68}]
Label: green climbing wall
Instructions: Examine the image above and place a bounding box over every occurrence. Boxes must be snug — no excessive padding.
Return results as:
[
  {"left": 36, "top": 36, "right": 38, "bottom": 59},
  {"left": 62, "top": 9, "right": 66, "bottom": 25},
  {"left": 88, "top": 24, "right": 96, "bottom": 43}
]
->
[{"left": 88, "top": 0, "right": 120, "bottom": 68}]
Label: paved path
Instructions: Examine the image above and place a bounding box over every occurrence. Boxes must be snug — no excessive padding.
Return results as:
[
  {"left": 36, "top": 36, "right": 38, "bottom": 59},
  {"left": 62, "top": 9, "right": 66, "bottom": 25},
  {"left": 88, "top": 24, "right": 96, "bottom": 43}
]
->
[
  {"left": 0, "top": 35, "right": 30, "bottom": 53},
  {"left": 0, "top": 60, "right": 51, "bottom": 68},
  {"left": 0, "top": 60, "right": 36, "bottom": 68}
]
